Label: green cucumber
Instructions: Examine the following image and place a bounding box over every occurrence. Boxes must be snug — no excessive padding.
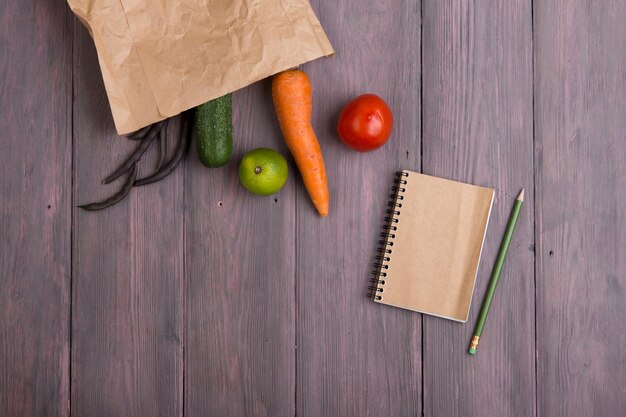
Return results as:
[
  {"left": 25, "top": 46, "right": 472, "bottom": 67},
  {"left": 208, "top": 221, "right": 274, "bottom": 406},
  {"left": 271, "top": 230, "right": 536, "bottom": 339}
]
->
[{"left": 194, "top": 94, "right": 233, "bottom": 168}]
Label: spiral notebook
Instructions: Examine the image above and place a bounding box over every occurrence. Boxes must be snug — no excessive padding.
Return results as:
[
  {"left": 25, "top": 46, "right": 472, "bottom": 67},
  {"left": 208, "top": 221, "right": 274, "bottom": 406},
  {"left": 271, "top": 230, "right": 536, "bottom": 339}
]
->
[{"left": 369, "top": 170, "right": 495, "bottom": 322}]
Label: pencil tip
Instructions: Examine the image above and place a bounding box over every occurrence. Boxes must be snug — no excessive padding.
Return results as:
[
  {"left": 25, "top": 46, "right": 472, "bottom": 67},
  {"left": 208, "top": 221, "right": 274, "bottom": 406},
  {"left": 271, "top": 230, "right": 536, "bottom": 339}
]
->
[{"left": 517, "top": 188, "right": 525, "bottom": 201}]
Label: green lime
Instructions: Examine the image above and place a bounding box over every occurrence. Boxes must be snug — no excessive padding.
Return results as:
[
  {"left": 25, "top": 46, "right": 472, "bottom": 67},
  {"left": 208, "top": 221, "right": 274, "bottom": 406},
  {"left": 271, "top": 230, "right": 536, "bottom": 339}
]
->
[{"left": 239, "top": 148, "right": 288, "bottom": 195}]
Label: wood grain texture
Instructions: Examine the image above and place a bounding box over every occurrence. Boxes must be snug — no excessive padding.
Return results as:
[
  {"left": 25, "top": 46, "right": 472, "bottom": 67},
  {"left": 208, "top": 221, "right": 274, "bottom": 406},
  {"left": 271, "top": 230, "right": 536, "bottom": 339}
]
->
[
  {"left": 421, "top": 1, "right": 535, "bottom": 416},
  {"left": 184, "top": 82, "right": 296, "bottom": 417},
  {"left": 296, "top": 1, "right": 422, "bottom": 416},
  {"left": 4, "top": 0, "right": 626, "bottom": 415},
  {"left": 0, "top": 0, "right": 72, "bottom": 415},
  {"left": 71, "top": 22, "right": 184, "bottom": 417},
  {"left": 534, "top": 1, "right": 626, "bottom": 416}
]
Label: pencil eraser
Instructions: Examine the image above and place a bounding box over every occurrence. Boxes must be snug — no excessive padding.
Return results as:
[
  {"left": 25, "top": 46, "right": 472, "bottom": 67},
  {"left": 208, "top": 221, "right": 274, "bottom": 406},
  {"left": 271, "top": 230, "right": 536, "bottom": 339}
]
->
[{"left": 468, "top": 348, "right": 477, "bottom": 355}]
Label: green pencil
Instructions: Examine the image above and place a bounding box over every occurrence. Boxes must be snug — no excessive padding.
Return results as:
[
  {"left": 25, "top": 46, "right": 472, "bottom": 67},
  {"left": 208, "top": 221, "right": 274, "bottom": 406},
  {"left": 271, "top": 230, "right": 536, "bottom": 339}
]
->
[{"left": 468, "top": 188, "right": 525, "bottom": 355}]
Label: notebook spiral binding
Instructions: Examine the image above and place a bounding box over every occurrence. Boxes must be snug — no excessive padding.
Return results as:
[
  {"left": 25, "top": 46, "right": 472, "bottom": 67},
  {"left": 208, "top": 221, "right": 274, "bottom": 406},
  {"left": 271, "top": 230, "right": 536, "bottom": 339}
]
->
[{"left": 368, "top": 171, "right": 409, "bottom": 301}]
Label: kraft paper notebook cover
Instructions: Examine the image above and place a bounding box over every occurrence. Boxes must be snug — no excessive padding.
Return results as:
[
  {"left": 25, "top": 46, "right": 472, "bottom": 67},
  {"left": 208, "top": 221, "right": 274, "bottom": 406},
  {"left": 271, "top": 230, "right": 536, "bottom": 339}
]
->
[{"left": 369, "top": 170, "right": 495, "bottom": 322}]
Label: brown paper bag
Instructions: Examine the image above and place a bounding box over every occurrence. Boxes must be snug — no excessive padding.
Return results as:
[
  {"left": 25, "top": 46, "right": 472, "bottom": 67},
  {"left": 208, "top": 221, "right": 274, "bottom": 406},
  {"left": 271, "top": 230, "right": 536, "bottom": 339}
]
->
[{"left": 67, "top": 0, "right": 334, "bottom": 134}]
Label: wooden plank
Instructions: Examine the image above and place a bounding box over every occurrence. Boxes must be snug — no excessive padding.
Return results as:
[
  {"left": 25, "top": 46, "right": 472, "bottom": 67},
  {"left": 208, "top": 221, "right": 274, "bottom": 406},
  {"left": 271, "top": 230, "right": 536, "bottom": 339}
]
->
[
  {"left": 184, "top": 83, "right": 296, "bottom": 416},
  {"left": 0, "top": 0, "right": 72, "bottom": 416},
  {"left": 296, "top": 1, "right": 422, "bottom": 416},
  {"left": 534, "top": 1, "right": 626, "bottom": 416},
  {"left": 421, "top": 1, "right": 535, "bottom": 416},
  {"left": 71, "top": 23, "right": 183, "bottom": 417}
]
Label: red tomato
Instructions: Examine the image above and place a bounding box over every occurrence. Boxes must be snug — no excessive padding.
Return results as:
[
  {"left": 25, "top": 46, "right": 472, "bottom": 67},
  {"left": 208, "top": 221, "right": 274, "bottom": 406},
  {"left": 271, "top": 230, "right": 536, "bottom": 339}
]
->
[{"left": 337, "top": 94, "right": 394, "bottom": 152}]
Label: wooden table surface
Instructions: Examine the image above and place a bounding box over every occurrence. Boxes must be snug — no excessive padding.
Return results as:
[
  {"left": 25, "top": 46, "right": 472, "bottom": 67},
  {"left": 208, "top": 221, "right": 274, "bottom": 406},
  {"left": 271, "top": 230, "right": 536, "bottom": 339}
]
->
[{"left": 2, "top": 0, "right": 625, "bottom": 416}]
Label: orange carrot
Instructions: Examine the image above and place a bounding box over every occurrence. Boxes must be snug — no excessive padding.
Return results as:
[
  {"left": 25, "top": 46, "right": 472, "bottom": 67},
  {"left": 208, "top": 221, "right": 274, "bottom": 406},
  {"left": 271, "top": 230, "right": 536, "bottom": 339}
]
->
[{"left": 272, "top": 69, "right": 329, "bottom": 217}]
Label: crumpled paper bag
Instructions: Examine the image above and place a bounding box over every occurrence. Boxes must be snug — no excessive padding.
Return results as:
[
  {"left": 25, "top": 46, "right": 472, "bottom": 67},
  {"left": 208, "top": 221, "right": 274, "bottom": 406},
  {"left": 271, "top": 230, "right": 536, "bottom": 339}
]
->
[{"left": 67, "top": 0, "right": 334, "bottom": 135}]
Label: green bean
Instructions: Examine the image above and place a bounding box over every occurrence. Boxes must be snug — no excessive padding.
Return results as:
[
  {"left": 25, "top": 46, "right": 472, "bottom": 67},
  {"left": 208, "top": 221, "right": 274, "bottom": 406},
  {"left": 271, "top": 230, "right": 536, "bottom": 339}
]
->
[
  {"left": 134, "top": 113, "right": 190, "bottom": 187},
  {"left": 79, "top": 163, "right": 138, "bottom": 211},
  {"left": 103, "top": 120, "right": 167, "bottom": 185},
  {"left": 155, "top": 126, "right": 167, "bottom": 172}
]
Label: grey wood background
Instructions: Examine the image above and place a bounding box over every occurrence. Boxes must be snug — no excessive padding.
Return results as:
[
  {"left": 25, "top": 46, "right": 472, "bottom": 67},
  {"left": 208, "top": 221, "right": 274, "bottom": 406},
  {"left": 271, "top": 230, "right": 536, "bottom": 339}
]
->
[{"left": 1, "top": 0, "right": 625, "bottom": 416}]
